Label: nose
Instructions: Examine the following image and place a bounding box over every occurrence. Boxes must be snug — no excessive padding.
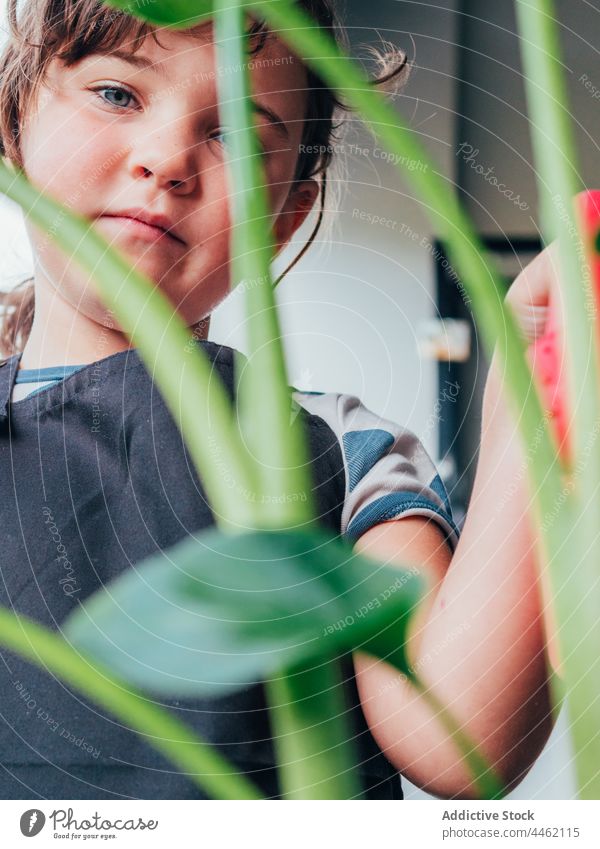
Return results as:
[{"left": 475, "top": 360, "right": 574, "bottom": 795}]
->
[{"left": 129, "top": 120, "right": 200, "bottom": 195}]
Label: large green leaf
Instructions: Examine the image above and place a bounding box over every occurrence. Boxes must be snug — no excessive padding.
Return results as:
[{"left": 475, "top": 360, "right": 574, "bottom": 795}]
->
[
  {"left": 63, "top": 526, "right": 423, "bottom": 696},
  {"left": 103, "top": 0, "right": 213, "bottom": 28}
]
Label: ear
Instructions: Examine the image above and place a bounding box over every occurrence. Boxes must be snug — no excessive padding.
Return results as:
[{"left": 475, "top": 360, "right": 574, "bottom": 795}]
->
[{"left": 272, "top": 178, "right": 320, "bottom": 255}]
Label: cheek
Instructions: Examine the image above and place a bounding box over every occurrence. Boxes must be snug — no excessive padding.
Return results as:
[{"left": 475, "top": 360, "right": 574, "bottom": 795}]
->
[
  {"left": 20, "top": 106, "right": 116, "bottom": 211},
  {"left": 267, "top": 183, "right": 288, "bottom": 221},
  {"left": 206, "top": 170, "right": 284, "bottom": 262},
  {"left": 202, "top": 169, "right": 233, "bottom": 241},
  {"left": 265, "top": 154, "right": 298, "bottom": 217}
]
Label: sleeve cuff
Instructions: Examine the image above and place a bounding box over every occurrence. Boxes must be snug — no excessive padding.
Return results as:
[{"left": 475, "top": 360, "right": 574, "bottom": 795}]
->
[{"left": 345, "top": 492, "right": 461, "bottom": 553}]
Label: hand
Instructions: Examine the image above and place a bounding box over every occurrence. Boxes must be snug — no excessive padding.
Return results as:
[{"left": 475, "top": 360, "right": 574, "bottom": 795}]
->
[
  {"left": 484, "top": 240, "right": 561, "bottom": 422},
  {"left": 503, "top": 190, "right": 600, "bottom": 461}
]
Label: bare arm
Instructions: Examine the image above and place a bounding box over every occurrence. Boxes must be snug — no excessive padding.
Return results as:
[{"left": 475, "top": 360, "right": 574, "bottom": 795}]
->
[{"left": 352, "top": 355, "right": 553, "bottom": 799}]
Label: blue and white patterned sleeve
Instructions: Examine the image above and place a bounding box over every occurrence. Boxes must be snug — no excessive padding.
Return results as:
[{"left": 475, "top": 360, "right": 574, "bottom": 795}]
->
[{"left": 293, "top": 390, "right": 461, "bottom": 553}]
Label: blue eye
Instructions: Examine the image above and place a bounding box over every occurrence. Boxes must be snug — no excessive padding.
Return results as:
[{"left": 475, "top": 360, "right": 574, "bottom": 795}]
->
[{"left": 91, "top": 84, "right": 137, "bottom": 110}]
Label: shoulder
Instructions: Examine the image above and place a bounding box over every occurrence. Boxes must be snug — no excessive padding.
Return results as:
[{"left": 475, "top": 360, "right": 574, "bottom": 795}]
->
[{"left": 292, "top": 389, "right": 461, "bottom": 553}]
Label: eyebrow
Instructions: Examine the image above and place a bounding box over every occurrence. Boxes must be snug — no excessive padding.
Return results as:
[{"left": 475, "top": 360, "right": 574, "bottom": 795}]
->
[{"left": 101, "top": 50, "right": 291, "bottom": 141}]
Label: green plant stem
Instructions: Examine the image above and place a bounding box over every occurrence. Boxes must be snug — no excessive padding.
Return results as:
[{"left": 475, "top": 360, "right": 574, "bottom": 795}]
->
[
  {"left": 214, "top": 1, "right": 360, "bottom": 799},
  {"left": 0, "top": 607, "right": 263, "bottom": 800},
  {"left": 266, "top": 658, "right": 363, "bottom": 799},
  {"left": 214, "top": 0, "right": 315, "bottom": 529},
  {"left": 515, "top": 0, "right": 600, "bottom": 800},
  {"left": 0, "top": 158, "right": 257, "bottom": 534},
  {"left": 409, "top": 672, "right": 506, "bottom": 799}
]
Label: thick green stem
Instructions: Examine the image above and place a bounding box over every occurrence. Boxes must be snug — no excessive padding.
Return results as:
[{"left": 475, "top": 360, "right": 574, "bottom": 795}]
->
[
  {"left": 266, "top": 658, "right": 363, "bottom": 799},
  {"left": 214, "top": 2, "right": 358, "bottom": 799},
  {"left": 515, "top": 0, "right": 600, "bottom": 799},
  {"left": 0, "top": 607, "right": 262, "bottom": 800},
  {"left": 214, "top": 0, "right": 315, "bottom": 529},
  {"left": 0, "top": 158, "right": 257, "bottom": 533}
]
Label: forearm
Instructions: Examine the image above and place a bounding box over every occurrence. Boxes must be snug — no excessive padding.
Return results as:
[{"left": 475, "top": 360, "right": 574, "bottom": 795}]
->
[
  {"left": 418, "top": 350, "right": 553, "bottom": 771},
  {"left": 354, "top": 351, "right": 554, "bottom": 796}
]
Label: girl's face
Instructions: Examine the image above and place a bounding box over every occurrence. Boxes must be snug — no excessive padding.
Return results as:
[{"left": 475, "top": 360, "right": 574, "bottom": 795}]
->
[{"left": 19, "top": 25, "right": 318, "bottom": 330}]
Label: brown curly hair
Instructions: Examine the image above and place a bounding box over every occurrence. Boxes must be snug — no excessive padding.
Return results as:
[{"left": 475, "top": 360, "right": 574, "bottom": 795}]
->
[{"left": 0, "top": 0, "right": 410, "bottom": 356}]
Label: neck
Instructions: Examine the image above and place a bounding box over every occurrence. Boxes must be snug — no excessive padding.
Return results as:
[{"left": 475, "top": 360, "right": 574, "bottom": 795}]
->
[{"left": 18, "top": 277, "right": 211, "bottom": 370}]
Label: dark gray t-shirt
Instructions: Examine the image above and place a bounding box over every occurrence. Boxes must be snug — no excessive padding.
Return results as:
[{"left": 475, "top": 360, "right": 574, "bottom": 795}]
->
[{"left": 0, "top": 342, "right": 459, "bottom": 800}]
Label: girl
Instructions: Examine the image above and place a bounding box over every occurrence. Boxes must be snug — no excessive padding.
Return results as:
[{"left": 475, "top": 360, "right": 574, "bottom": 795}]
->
[{"left": 0, "top": 0, "right": 554, "bottom": 800}]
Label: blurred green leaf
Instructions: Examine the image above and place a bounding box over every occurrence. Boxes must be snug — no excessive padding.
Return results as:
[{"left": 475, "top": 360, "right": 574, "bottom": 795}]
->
[
  {"left": 63, "top": 526, "right": 423, "bottom": 696},
  {"left": 0, "top": 607, "right": 263, "bottom": 799},
  {"left": 103, "top": 0, "right": 213, "bottom": 28}
]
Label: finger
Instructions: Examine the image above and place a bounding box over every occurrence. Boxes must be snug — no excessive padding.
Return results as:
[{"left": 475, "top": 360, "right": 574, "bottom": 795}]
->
[
  {"left": 505, "top": 241, "right": 562, "bottom": 344},
  {"left": 506, "top": 240, "right": 560, "bottom": 309},
  {"left": 513, "top": 303, "right": 551, "bottom": 345}
]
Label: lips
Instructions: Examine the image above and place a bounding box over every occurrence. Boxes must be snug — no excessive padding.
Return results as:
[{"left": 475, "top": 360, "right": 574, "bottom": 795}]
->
[{"left": 99, "top": 208, "right": 184, "bottom": 244}]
